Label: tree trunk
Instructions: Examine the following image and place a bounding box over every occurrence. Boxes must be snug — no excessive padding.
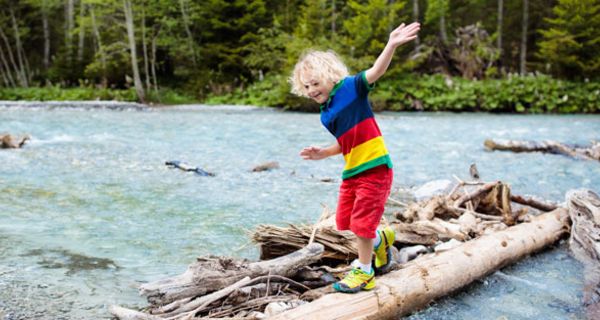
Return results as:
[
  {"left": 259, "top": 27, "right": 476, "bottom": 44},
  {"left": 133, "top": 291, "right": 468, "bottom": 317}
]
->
[
  {"left": 520, "top": 0, "right": 528, "bottom": 74},
  {"left": 439, "top": 15, "right": 448, "bottom": 44},
  {"left": 42, "top": 0, "right": 50, "bottom": 70},
  {"left": 141, "top": 6, "right": 151, "bottom": 91},
  {"left": 0, "top": 27, "right": 19, "bottom": 85},
  {"left": 0, "top": 63, "right": 9, "bottom": 87},
  {"left": 9, "top": 7, "right": 28, "bottom": 87},
  {"left": 271, "top": 209, "right": 570, "bottom": 320},
  {"left": 497, "top": 0, "right": 503, "bottom": 57},
  {"left": 150, "top": 29, "right": 159, "bottom": 94},
  {"left": 123, "top": 0, "right": 146, "bottom": 102},
  {"left": 139, "top": 243, "right": 324, "bottom": 306},
  {"left": 65, "top": 0, "right": 75, "bottom": 65},
  {"left": 77, "top": 0, "right": 86, "bottom": 63},
  {"left": 90, "top": 7, "right": 107, "bottom": 86},
  {"left": 413, "top": 0, "right": 420, "bottom": 50},
  {"left": 331, "top": 0, "right": 336, "bottom": 38},
  {"left": 0, "top": 43, "right": 16, "bottom": 87},
  {"left": 178, "top": 0, "right": 197, "bottom": 66}
]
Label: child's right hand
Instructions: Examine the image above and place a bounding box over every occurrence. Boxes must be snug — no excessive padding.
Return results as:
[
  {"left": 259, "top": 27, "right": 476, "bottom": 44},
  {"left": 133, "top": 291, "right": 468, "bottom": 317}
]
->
[
  {"left": 388, "top": 22, "right": 420, "bottom": 48},
  {"left": 300, "top": 146, "right": 327, "bottom": 160}
]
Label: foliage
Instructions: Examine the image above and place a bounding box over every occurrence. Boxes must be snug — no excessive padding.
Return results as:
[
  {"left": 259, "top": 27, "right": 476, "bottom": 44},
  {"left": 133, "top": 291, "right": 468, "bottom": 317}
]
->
[
  {"left": 340, "top": 0, "right": 406, "bottom": 71},
  {"left": 378, "top": 74, "right": 600, "bottom": 113},
  {"left": 0, "top": 0, "right": 597, "bottom": 113},
  {"left": 0, "top": 86, "right": 137, "bottom": 101},
  {"left": 203, "top": 73, "right": 599, "bottom": 114},
  {"left": 537, "top": 0, "right": 600, "bottom": 79}
]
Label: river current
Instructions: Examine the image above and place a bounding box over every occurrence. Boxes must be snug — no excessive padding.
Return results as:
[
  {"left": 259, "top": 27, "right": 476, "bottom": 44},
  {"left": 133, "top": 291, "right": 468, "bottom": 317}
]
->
[{"left": 1, "top": 104, "right": 598, "bottom": 319}]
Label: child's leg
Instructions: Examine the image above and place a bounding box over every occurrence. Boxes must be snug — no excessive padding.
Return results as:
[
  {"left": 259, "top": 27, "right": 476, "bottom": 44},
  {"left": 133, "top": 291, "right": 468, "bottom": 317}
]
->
[{"left": 357, "top": 236, "right": 374, "bottom": 264}]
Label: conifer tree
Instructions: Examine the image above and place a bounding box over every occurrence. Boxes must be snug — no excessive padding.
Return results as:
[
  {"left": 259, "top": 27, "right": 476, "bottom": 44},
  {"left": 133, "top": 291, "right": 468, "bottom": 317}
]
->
[{"left": 537, "top": 0, "right": 600, "bottom": 79}]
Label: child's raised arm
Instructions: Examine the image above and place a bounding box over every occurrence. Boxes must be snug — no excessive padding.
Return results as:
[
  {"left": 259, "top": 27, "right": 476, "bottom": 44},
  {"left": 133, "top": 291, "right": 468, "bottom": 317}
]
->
[{"left": 365, "top": 22, "right": 420, "bottom": 84}]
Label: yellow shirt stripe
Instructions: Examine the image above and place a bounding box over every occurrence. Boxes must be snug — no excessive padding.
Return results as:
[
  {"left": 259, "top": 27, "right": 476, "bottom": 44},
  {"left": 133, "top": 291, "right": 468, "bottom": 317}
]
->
[{"left": 343, "top": 136, "right": 389, "bottom": 171}]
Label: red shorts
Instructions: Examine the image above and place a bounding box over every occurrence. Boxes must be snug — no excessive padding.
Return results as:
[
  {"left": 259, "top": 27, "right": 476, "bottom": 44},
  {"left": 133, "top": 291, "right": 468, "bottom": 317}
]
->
[{"left": 336, "top": 165, "right": 393, "bottom": 239}]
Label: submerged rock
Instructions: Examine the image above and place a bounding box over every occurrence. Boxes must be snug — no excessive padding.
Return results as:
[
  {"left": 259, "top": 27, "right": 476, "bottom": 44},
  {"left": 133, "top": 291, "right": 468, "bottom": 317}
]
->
[{"left": 24, "top": 248, "right": 118, "bottom": 275}]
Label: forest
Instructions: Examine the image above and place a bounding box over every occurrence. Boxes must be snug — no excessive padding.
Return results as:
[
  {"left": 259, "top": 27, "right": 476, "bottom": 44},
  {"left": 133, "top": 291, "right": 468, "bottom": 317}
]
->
[{"left": 0, "top": 0, "right": 598, "bottom": 112}]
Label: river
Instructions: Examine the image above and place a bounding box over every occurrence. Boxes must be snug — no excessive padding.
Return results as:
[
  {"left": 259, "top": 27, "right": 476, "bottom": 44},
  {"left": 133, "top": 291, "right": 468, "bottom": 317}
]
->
[{"left": 1, "top": 104, "right": 598, "bottom": 319}]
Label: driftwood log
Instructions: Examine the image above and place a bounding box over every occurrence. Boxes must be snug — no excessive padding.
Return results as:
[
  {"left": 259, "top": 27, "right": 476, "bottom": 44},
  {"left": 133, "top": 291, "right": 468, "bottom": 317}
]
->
[
  {"left": 252, "top": 217, "right": 356, "bottom": 261},
  {"left": 484, "top": 139, "right": 600, "bottom": 161},
  {"left": 566, "top": 189, "right": 600, "bottom": 319},
  {"left": 252, "top": 161, "right": 280, "bottom": 172},
  {"left": 270, "top": 209, "right": 570, "bottom": 320},
  {"left": 139, "top": 243, "right": 323, "bottom": 306},
  {"left": 0, "top": 133, "right": 30, "bottom": 148}
]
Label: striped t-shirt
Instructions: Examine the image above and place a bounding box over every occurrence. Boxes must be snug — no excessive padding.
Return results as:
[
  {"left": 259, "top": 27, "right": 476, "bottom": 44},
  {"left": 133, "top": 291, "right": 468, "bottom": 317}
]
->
[{"left": 320, "top": 71, "right": 393, "bottom": 179}]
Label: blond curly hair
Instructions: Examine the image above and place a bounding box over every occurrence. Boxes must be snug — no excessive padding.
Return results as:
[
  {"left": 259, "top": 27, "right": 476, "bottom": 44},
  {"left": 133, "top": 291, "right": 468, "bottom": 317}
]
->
[{"left": 289, "top": 50, "right": 349, "bottom": 97}]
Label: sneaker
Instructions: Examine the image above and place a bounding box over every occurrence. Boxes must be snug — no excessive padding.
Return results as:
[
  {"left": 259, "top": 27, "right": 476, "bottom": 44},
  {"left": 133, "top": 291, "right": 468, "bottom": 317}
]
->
[
  {"left": 373, "top": 226, "right": 395, "bottom": 275},
  {"left": 332, "top": 268, "right": 375, "bottom": 293}
]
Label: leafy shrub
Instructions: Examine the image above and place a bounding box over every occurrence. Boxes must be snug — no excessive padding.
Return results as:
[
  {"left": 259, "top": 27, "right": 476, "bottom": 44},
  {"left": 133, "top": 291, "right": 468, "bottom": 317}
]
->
[{"left": 0, "top": 87, "right": 137, "bottom": 101}]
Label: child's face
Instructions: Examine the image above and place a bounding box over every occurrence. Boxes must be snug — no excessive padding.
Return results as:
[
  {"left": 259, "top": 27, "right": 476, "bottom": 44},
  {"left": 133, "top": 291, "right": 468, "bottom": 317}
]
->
[{"left": 302, "top": 73, "right": 334, "bottom": 104}]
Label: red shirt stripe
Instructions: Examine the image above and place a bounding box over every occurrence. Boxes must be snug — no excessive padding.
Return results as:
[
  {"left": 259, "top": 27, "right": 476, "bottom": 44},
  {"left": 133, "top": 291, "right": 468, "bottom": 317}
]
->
[{"left": 337, "top": 117, "right": 382, "bottom": 155}]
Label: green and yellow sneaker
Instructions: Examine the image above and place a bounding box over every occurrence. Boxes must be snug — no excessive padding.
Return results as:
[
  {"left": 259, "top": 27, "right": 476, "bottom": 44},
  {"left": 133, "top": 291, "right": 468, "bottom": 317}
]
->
[
  {"left": 332, "top": 268, "right": 375, "bottom": 293},
  {"left": 373, "top": 226, "right": 396, "bottom": 275}
]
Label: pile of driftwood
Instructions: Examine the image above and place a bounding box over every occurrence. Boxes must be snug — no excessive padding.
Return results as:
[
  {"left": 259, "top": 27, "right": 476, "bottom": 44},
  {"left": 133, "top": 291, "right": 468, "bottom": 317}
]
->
[
  {"left": 110, "top": 174, "right": 598, "bottom": 320},
  {"left": 567, "top": 189, "right": 600, "bottom": 319},
  {"left": 485, "top": 139, "right": 600, "bottom": 161},
  {"left": 1, "top": 133, "right": 29, "bottom": 149}
]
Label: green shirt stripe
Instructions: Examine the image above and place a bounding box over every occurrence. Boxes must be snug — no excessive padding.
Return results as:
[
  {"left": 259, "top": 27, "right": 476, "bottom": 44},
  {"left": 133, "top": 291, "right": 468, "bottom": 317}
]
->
[{"left": 341, "top": 154, "right": 393, "bottom": 179}]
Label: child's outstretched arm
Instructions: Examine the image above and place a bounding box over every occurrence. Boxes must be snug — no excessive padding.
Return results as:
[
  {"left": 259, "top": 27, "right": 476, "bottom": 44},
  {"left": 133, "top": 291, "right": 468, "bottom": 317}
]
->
[
  {"left": 300, "top": 142, "right": 341, "bottom": 160},
  {"left": 365, "top": 22, "right": 421, "bottom": 84}
]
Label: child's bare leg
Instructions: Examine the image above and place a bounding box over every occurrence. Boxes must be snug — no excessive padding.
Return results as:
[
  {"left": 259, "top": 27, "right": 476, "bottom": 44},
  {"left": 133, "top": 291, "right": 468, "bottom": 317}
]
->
[{"left": 357, "top": 236, "right": 374, "bottom": 265}]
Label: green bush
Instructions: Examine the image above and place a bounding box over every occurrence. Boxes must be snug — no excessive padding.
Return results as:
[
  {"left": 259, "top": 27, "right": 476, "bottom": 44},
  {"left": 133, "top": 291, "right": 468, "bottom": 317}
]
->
[
  {"left": 0, "top": 86, "right": 137, "bottom": 102},
  {"left": 376, "top": 74, "right": 599, "bottom": 113},
  {"left": 2, "top": 75, "right": 597, "bottom": 114}
]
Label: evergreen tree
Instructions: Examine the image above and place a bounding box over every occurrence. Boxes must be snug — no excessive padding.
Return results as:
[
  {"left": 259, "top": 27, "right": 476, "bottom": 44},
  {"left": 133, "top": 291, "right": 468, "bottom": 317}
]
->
[
  {"left": 342, "top": 0, "right": 406, "bottom": 71},
  {"left": 537, "top": 0, "right": 600, "bottom": 79}
]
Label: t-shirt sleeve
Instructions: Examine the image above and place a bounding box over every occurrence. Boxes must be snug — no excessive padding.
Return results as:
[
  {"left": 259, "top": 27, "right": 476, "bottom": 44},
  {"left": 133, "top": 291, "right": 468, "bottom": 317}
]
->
[{"left": 354, "top": 71, "right": 375, "bottom": 98}]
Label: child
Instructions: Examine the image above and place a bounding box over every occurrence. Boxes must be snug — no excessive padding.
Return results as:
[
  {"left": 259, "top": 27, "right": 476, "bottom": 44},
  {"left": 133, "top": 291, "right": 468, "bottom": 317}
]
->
[{"left": 289, "top": 22, "right": 420, "bottom": 293}]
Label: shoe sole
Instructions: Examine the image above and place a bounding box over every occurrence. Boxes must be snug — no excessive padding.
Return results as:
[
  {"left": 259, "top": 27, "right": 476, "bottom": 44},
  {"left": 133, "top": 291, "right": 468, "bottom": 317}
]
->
[{"left": 333, "top": 281, "right": 375, "bottom": 293}]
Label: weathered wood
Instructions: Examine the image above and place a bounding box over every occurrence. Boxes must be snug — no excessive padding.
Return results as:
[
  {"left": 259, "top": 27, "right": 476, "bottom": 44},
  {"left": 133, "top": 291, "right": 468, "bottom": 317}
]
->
[
  {"left": 485, "top": 139, "right": 600, "bottom": 161},
  {"left": 1, "top": 134, "right": 29, "bottom": 149},
  {"left": 566, "top": 189, "right": 600, "bottom": 319},
  {"left": 109, "top": 306, "right": 162, "bottom": 320},
  {"left": 252, "top": 161, "right": 280, "bottom": 172},
  {"left": 252, "top": 222, "right": 355, "bottom": 261},
  {"left": 139, "top": 243, "right": 324, "bottom": 306},
  {"left": 270, "top": 209, "right": 569, "bottom": 320},
  {"left": 511, "top": 194, "right": 558, "bottom": 212}
]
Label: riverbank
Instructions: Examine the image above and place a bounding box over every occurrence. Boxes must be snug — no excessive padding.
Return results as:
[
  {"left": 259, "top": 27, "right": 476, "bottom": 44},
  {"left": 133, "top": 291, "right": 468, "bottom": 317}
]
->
[{"left": 1, "top": 74, "right": 598, "bottom": 113}]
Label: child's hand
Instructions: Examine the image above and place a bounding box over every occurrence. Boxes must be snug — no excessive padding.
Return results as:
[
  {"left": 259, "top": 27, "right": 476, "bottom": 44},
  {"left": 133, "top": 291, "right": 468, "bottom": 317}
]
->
[
  {"left": 388, "top": 22, "right": 420, "bottom": 48},
  {"left": 300, "top": 146, "right": 328, "bottom": 160}
]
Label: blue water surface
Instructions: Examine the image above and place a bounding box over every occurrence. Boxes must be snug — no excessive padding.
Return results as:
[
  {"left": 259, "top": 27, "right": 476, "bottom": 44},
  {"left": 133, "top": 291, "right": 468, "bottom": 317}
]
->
[{"left": 0, "top": 105, "right": 598, "bottom": 319}]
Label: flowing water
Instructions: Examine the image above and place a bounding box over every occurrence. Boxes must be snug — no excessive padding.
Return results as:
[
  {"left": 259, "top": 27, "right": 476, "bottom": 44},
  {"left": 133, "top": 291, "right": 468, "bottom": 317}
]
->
[{"left": 1, "top": 104, "right": 598, "bottom": 319}]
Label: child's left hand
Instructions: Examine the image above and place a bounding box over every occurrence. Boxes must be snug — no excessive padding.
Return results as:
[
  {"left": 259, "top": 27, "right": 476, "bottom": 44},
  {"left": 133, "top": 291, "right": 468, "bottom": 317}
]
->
[
  {"left": 388, "top": 22, "right": 420, "bottom": 48},
  {"left": 300, "top": 146, "right": 328, "bottom": 160}
]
